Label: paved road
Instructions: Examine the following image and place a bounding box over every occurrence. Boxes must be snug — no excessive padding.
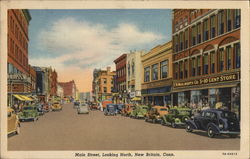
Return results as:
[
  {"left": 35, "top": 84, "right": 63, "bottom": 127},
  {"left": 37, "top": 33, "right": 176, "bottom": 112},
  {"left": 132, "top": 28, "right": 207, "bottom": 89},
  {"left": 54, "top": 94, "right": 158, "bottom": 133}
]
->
[{"left": 8, "top": 103, "right": 240, "bottom": 150}]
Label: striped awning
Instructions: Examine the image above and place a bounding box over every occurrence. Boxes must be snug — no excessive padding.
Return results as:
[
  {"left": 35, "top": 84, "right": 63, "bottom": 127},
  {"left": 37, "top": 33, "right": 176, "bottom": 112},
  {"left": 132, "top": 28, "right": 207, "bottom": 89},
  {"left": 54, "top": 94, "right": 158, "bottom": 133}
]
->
[{"left": 13, "top": 95, "right": 26, "bottom": 101}]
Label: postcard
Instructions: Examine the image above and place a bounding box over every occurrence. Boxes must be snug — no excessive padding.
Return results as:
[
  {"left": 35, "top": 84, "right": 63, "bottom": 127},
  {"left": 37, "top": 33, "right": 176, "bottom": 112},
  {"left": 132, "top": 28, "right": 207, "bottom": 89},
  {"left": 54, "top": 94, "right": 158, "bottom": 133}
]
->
[{"left": 0, "top": 1, "right": 249, "bottom": 159}]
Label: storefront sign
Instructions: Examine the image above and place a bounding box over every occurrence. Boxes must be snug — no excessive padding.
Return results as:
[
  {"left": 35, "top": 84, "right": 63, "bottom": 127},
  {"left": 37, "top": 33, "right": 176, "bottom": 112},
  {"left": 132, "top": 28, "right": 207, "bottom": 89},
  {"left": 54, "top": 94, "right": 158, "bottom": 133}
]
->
[
  {"left": 174, "top": 72, "right": 239, "bottom": 88},
  {"left": 8, "top": 73, "right": 31, "bottom": 83}
]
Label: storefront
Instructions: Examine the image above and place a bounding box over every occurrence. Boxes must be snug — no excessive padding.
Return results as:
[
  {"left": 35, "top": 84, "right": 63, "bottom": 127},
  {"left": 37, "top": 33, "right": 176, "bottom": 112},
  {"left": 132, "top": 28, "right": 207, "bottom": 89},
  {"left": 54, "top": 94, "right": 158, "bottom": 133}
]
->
[{"left": 173, "top": 71, "right": 240, "bottom": 118}]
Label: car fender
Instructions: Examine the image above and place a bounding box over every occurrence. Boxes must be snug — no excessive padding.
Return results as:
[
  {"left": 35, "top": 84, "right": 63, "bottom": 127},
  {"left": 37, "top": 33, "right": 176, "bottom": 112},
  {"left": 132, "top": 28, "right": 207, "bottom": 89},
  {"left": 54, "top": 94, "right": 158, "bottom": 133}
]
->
[
  {"left": 207, "top": 123, "right": 220, "bottom": 134},
  {"left": 186, "top": 120, "right": 198, "bottom": 129}
]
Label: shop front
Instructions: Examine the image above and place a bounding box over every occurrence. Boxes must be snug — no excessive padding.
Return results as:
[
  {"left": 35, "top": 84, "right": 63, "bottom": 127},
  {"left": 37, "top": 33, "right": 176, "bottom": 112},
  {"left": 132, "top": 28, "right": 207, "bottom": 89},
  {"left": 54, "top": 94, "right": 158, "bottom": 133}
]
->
[{"left": 173, "top": 71, "right": 240, "bottom": 119}]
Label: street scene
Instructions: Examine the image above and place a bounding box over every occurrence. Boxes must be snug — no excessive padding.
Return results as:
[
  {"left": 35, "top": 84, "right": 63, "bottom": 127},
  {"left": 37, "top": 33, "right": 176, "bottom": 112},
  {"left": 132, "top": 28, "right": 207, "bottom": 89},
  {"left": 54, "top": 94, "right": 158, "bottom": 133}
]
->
[{"left": 7, "top": 9, "right": 241, "bottom": 150}]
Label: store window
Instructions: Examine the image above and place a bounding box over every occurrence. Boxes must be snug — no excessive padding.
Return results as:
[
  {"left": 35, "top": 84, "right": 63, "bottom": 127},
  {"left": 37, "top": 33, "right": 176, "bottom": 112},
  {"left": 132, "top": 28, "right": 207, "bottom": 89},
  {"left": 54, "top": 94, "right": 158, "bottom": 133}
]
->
[
  {"left": 144, "top": 66, "right": 150, "bottom": 82},
  {"left": 210, "top": 15, "right": 216, "bottom": 38},
  {"left": 197, "top": 23, "right": 201, "bottom": 44},
  {"left": 203, "top": 54, "right": 208, "bottom": 74},
  {"left": 174, "top": 63, "right": 179, "bottom": 79},
  {"left": 184, "top": 30, "right": 188, "bottom": 49},
  {"left": 203, "top": 19, "right": 209, "bottom": 41},
  {"left": 234, "top": 9, "right": 240, "bottom": 29},
  {"left": 151, "top": 64, "right": 158, "bottom": 80},
  {"left": 234, "top": 43, "right": 240, "bottom": 68},
  {"left": 192, "top": 26, "right": 196, "bottom": 46},
  {"left": 226, "top": 10, "right": 232, "bottom": 32},
  {"left": 218, "top": 10, "right": 224, "bottom": 35},
  {"left": 160, "top": 60, "right": 168, "bottom": 79},
  {"left": 197, "top": 56, "right": 201, "bottom": 76},
  {"left": 210, "top": 51, "right": 215, "bottom": 73},
  {"left": 184, "top": 60, "right": 188, "bottom": 78},
  {"left": 179, "top": 61, "right": 184, "bottom": 79},
  {"left": 190, "top": 90, "right": 208, "bottom": 109},
  {"left": 191, "top": 58, "right": 196, "bottom": 76},
  {"left": 231, "top": 86, "right": 240, "bottom": 119},
  {"left": 209, "top": 89, "right": 217, "bottom": 108},
  {"left": 226, "top": 46, "right": 232, "bottom": 70},
  {"left": 218, "top": 48, "right": 224, "bottom": 72}
]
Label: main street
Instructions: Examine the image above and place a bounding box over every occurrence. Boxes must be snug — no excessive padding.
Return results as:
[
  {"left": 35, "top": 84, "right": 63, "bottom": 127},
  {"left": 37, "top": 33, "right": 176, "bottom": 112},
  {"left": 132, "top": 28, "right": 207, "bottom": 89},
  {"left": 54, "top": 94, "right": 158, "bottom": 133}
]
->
[{"left": 8, "top": 103, "right": 240, "bottom": 150}]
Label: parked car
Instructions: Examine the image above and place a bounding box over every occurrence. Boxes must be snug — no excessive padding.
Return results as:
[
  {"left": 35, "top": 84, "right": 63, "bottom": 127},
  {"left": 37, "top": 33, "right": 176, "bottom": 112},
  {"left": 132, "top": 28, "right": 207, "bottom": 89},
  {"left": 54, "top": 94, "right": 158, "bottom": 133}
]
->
[
  {"left": 8, "top": 107, "right": 20, "bottom": 135},
  {"left": 130, "top": 105, "right": 149, "bottom": 119},
  {"left": 90, "top": 103, "right": 99, "bottom": 110},
  {"left": 51, "top": 102, "right": 62, "bottom": 111},
  {"left": 104, "top": 104, "right": 117, "bottom": 116},
  {"left": 77, "top": 103, "right": 89, "bottom": 114},
  {"left": 116, "top": 104, "right": 125, "bottom": 114},
  {"left": 121, "top": 104, "right": 135, "bottom": 116},
  {"left": 145, "top": 106, "right": 169, "bottom": 123},
  {"left": 19, "top": 105, "right": 39, "bottom": 121},
  {"left": 161, "top": 107, "right": 192, "bottom": 128},
  {"left": 42, "top": 102, "right": 50, "bottom": 112},
  {"left": 73, "top": 101, "right": 80, "bottom": 109},
  {"left": 185, "top": 109, "right": 240, "bottom": 138}
]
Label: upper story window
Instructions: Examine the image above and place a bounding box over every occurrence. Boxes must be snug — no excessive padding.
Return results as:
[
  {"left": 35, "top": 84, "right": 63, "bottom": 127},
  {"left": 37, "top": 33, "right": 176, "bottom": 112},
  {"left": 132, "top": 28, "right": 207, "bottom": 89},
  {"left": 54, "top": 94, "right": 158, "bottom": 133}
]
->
[
  {"left": 226, "top": 10, "right": 232, "bottom": 32},
  {"left": 192, "top": 26, "right": 196, "bottom": 46},
  {"left": 160, "top": 60, "right": 168, "bottom": 79},
  {"left": 203, "top": 54, "right": 209, "bottom": 75},
  {"left": 132, "top": 61, "right": 135, "bottom": 76},
  {"left": 179, "top": 61, "right": 184, "bottom": 79},
  {"left": 103, "top": 78, "right": 107, "bottom": 84},
  {"left": 210, "top": 51, "right": 215, "bottom": 74},
  {"left": 104, "top": 87, "right": 107, "bottom": 93},
  {"left": 191, "top": 58, "right": 196, "bottom": 76},
  {"left": 197, "top": 23, "right": 202, "bottom": 44},
  {"left": 127, "top": 63, "right": 130, "bottom": 77},
  {"left": 234, "top": 9, "right": 240, "bottom": 29},
  {"left": 234, "top": 43, "right": 240, "bottom": 68},
  {"left": 203, "top": 19, "right": 209, "bottom": 41},
  {"left": 144, "top": 66, "right": 150, "bottom": 82},
  {"left": 218, "top": 10, "right": 225, "bottom": 35},
  {"left": 174, "top": 63, "right": 179, "bottom": 79},
  {"left": 184, "top": 60, "right": 188, "bottom": 78},
  {"left": 174, "top": 35, "right": 179, "bottom": 52},
  {"left": 184, "top": 30, "right": 188, "bottom": 49},
  {"left": 210, "top": 15, "right": 216, "bottom": 38},
  {"left": 226, "top": 46, "right": 232, "bottom": 70},
  {"left": 197, "top": 56, "right": 201, "bottom": 76},
  {"left": 218, "top": 48, "right": 224, "bottom": 72},
  {"left": 151, "top": 64, "right": 158, "bottom": 81},
  {"left": 180, "top": 32, "right": 184, "bottom": 51}
]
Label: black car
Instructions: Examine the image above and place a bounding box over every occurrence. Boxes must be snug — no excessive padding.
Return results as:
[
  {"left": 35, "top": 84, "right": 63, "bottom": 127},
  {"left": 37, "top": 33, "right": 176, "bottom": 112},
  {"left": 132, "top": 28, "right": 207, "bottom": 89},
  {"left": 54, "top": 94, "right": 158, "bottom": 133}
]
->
[{"left": 185, "top": 109, "right": 240, "bottom": 138}]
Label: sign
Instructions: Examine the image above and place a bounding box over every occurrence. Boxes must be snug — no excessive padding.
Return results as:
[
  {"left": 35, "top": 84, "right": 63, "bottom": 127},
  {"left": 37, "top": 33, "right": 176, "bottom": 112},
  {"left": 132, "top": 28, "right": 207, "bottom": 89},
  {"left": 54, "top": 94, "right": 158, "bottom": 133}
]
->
[
  {"left": 130, "top": 92, "right": 135, "bottom": 98},
  {"left": 173, "top": 72, "right": 239, "bottom": 88},
  {"left": 8, "top": 73, "right": 31, "bottom": 83}
]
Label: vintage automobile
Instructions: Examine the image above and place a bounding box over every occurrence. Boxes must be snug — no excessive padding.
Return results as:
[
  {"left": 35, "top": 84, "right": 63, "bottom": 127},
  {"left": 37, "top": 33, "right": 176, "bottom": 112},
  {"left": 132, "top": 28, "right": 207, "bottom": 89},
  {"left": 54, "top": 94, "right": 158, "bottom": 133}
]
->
[
  {"left": 73, "top": 101, "right": 80, "bottom": 109},
  {"left": 8, "top": 107, "right": 21, "bottom": 135},
  {"left": 104, "top": 104, "right": 117, "bottom": 116},
  {"left": 116, "top": 104, "right": 125, "bottom": 114},
  {"left": 90, "top": 103, "right": 99, "bottom": 110},
  {"left": 19, "top": 105, "right": 39, "bottom": 121},
  {"left": 51, "top": 102, "right": 62, "bottom": 111},
  {"left": 145, "top": 106, "right": 169, "bottom": 123},
  {"left": 185, "top": 109, "right": 240, "bottom": 138},
  {"left": 161, "top": 107, "right": 192, "bottom": 128},
  {"left": 77, "top": 103, "right": 89, "bottom": 114},
  {"left": 121, "top": 104, "right": 135, "bottom": 116},
  {"left": 42, "top": 102, "right": 50, "bottom": 112},
  {"left": 130, "top": 105, "right": 149, "bottom": 119}
]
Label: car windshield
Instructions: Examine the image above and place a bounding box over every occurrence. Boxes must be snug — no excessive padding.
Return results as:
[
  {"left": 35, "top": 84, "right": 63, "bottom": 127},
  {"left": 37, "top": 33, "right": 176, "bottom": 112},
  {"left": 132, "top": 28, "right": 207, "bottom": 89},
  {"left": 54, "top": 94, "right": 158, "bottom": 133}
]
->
[
  {"left": 221, "top": 111, "right": 237, "bottom": 120},
  {"left": 160, "top": 108, "right": 168, "bottom": 111},
  {"left": 23, "top": 107, "right": 34, "bottom": 110}
]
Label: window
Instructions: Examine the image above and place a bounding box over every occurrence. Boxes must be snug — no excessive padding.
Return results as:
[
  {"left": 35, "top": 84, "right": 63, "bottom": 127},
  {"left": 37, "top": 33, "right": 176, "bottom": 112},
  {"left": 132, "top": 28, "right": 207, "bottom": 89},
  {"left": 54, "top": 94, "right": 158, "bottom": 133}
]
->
[
  {"left": 226, "top": 10, "right": 232, "bottom": 32},
  {"left": 203, "top": 19, "right": 209, "bottom": 41},
  {"left": 179, "top": 61, "right": 184, "bottom": 79},
  {"left": 226, "top": 46, "right": 232, "bottom": 70},
  {"left": 175, "top": 35, "right": 178, "bottom": 52},
  {"left": 160, "top": 60, "right": 168, "bottom": 79},
  {"left": 103, "top": 78, "right": 107, "bottom": 84},
  {"left": 218, "top": 11, "right": 224, "bottom": 35},
  {"left": 234, "top": 43, "right": 240, "bottom": 68},
  {"left": 218, "top": 48, "right": 224, "bottom": 72},
  {"left": 104, "top": 87, "right": 107, "bottom": 93},
  {"left": 210, "top": 51, "right": 215, "bottom": 73},
  {"left": 144, "top": 66, "right": 150, "bottom": 82},
  {"left": 197, "top": 23, "right": 201, "bottom": 43},
  {"left": 191, "top": 58, "right": 196, "bottom": 76},
  {"left": 132, "top": 61, "right": 135, "bottom": 76},
  {"left": 192, "top": 26, "right": 196, "bottom": 46},
  {"left": 180, "top": 32, "right": 184, "bottom": 51},
  {"left": 197, "top": 56, "right": 201, "bottom": 75},
  {"left": 202, "top": 54, "right": 208, "bottom": 75},
  {"left": 210, "top": 15, "right": 216, "bottom": 38},
  {"left": 128, "top": 63, "right": 130, "bottom": 77},
  {"left": 234, "top": 9, "right": 240, "bottom": 29},
  {"left": 174, "top": 63, "right": 179, "bottom": 79},
  {"left": 184, "top": 60, "right": 188, "bottom": 78},
  {"left": 184, "top": 30, "right": 188, "bottom": 49},
  {"left": 151, "top": 64, "right": 158, "bottom": 80}
]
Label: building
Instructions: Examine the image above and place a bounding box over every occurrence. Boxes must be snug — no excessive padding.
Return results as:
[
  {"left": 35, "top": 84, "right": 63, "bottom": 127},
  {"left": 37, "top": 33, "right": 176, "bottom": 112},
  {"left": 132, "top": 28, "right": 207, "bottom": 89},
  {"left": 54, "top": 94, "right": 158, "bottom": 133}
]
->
[
  {"left": 58, "top": 80, "right": 77, "bottom": 99},
  {"left": 50, "top": 69, "right": 58, "bottom": 97},
  {"left": 92, "top": 68, "right": 101, "bottom": 103},
  {"left": 7, "top": 9, "right": 32, "bottom": 106},
  {"left": 29, "top": 65, "right": 36, "bottom": 94},
  {"left": 79, "top": 92, "right": 92, "bottom": 102},
  {"left": 141, "top": 41, "right": 173, "bottom": 106},
  {"left": 172, "top": 9, "right": 240, "bottom": 118},
  {"left": 57, "top": 84, "right": 64, "bottom": 99},
  {"left": 126, "top": 50, "right": 144, "bottom": 103},
  {"left": 114, "top": 54, "right": 127, "bottom": 103}
]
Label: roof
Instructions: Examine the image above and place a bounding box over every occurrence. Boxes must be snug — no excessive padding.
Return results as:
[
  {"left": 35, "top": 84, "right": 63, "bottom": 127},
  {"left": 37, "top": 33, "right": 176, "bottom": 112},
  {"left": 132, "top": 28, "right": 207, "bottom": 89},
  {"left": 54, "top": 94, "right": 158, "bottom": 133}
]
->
[{"left": 114, "top": 54, "right": 127, "bottom": 63}]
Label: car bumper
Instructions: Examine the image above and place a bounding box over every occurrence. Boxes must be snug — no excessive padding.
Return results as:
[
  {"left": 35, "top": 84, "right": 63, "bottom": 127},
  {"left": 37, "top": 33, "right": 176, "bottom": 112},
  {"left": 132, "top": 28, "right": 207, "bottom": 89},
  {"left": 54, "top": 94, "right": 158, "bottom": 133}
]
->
[{"left": 220, "top": 131, "right": 240, "bottom": 135}]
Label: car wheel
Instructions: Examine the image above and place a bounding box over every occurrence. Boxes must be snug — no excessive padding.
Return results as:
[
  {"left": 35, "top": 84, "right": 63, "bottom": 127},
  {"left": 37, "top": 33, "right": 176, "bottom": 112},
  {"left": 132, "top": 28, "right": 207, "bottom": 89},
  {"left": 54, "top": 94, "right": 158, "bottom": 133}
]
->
[
  {"left": 16, "top": 124, "right": 20, "bottom": 135},
  {"left": 207, "top": 127, "right": 215, "bottom": 138},
  {"left": 229, "top": 134, "right": 238, "bottom": 138},
  {"left": 171, "top": 122, "right": 176, "bottom": 128},
  {"left": 186, "top": 124, "right": 193, "bottom": 132}
]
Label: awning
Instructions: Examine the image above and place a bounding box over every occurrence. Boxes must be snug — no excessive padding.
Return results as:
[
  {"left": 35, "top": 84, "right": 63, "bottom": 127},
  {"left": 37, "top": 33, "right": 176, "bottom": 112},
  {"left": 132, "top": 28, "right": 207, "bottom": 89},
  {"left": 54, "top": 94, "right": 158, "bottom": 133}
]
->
[
  {"left": 131, "top": 97, "right": 141, "bottom": 101},
  {"left": 13, "top": 95, "right": 26, "bottom": 101},
  {"left": 19, "top": 95, "right": 33, "bottom": 101}
]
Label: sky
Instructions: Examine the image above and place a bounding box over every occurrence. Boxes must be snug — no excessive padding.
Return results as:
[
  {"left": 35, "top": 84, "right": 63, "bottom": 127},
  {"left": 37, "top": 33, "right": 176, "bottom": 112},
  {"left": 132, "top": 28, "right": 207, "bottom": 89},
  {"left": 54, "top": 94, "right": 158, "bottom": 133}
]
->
[{"left": 28, "top": 9, "right": 172, "bottom": 92}]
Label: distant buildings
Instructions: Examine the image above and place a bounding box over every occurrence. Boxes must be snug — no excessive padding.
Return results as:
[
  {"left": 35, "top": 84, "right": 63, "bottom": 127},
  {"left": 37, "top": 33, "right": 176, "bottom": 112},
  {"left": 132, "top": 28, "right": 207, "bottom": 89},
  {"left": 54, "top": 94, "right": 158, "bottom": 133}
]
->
[
  {"left": 79, "top": 92, "right": 92, "bottom": 102},
  {"left": 57, "top": 84, "right": 64, "bottom": 99},
  {"left": 58, "top": 80, "right": 77, "bottom": 99}
]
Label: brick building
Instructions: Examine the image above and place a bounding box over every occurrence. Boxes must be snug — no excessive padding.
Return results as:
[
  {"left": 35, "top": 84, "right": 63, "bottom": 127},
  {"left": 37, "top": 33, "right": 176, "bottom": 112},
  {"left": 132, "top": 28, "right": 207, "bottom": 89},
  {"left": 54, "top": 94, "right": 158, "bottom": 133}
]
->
[
  {"left": 58, "top": 80, "right": 76, "bottom": 99},
  {"left": 172, "top": 9, "right": 240, "bottom": 118},
  {"left": 50, "top": 69, "right": 58, "bottom": 97},
  {"left": 114, "top": 54, "right": 127, "bottom": 103},
  {"left": 7, "top": 9, "right": 32, "bottom": 106}
]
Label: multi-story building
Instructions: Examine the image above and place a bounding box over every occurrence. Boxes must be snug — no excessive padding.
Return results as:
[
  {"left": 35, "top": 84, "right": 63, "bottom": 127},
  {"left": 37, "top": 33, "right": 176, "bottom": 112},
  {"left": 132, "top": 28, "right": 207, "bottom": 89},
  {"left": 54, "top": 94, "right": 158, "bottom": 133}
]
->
[
  {"left": 29, "top": 65, "right": 36, "bottom": 94},
  {"left": 7, "top": 9, "right": 32, "bottom": 106},
  {"left": 79, "top": 92, "right": 92, "bottom": 102},
  {"left": 57, "top": 84, "right": 64, "bottom": 99},
  {"left": 141, "top": 41, "right": 173, "bottom": 106},
  {"left": 50, "top": 69, "right": 58, "bottom": 97},
  {"left": 58, "top": 80, "right": 77, "bottom": 99},
  {"left": 92, "top": 68, "right": 101, "bottom": 103},
  {"left": 114, "top": 54, "right": 127, "bottom": 103},
  {"left": 126, "top": 50, "right": 144, "bottom": 103},
  {"left": 172, "top": 9, "right": 240, "bottom": 117}
]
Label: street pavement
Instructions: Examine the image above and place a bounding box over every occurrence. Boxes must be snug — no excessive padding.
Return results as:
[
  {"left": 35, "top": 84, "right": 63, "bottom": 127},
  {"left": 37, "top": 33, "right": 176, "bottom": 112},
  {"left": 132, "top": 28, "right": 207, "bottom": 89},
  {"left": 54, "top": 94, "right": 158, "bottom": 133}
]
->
[{"left": 8, "top": 103, "right": 240, "bottom": 150}]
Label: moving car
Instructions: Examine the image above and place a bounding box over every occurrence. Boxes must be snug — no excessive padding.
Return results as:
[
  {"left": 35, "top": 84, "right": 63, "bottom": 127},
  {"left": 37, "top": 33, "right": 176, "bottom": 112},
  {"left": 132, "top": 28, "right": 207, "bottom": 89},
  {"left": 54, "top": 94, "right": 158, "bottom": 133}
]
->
[
  {"left": 130, "top": 105, "right": 149, "bottom": 119},
  {"left": 145, "top": 106, "right": 169, "bottom": 123},
  {"left": 19, "top": 105, "right": 39, "bottom": 121},
  {"left": 77, "top": 103, "right": 89, "bottom": 114},
  {"left": 161, "top": 107, "right": 192, "bottom": 128},
  {"left": 8, "top": 107, "right": 20, "bottom": 135},
  {"left": 51, "top": 102, "right": 62, "bottom": 111},
  {"left": 104, "top": 104, "right": 117, "bottom": 116},
  {"left": 185, "top": 109, "right": 240, "bottom": 138}
]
